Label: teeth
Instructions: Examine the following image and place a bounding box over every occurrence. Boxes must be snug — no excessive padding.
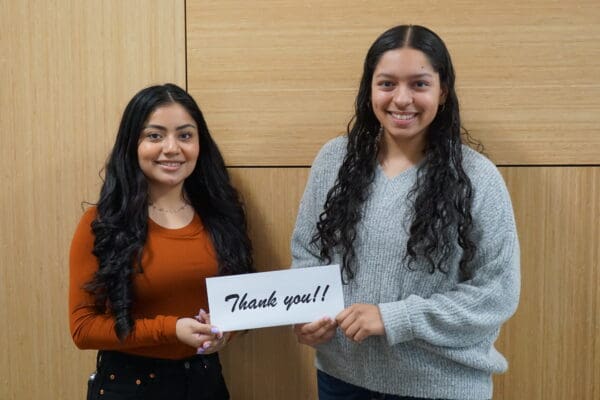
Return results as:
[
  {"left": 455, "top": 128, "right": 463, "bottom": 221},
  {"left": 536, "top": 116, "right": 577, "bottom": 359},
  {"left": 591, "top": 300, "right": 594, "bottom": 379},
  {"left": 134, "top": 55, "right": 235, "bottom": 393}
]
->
[
  {"left": 391, "top": 113, "right": 415, "bottom": 120},
  {"left": 158, "top": 162, "right": 182, "bottom": 167}
]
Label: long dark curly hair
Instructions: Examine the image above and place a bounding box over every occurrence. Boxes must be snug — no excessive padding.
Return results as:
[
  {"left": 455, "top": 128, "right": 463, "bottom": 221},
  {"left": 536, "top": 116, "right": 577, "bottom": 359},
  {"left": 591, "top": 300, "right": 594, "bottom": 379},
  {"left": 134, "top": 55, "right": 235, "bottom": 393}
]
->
[
  {"left": 85, "top": 84, "right": 253, "bottom": 340},
  {"left": 313, "top": 25, "right": 481, "bottom": 281}
]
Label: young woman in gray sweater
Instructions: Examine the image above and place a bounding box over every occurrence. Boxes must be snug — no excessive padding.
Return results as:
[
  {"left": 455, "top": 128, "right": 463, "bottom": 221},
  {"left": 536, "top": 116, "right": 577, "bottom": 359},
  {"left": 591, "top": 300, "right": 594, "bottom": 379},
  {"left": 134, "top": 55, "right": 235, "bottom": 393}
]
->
[{"left": 291, "top": 25, "right": 520, "bottom": 400}]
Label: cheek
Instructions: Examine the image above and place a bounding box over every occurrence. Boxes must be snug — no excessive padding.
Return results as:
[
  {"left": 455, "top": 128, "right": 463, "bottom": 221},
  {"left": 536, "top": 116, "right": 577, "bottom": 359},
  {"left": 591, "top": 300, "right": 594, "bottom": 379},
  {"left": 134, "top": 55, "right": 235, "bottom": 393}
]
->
[
  {"left": 185, "top": 145, "right": 200, "bottom": 165},
  {"left": 137, "top": 144, "right": 155, "bottom": 162},
  {"left": 136, "top": 151, "right": 147, "bottom": 167},
  {"left": 417, "top": 95, "right": 440, "bottom": 113},
  {"left": 373, "top": 94, "right": 391, "bottom": 114}
]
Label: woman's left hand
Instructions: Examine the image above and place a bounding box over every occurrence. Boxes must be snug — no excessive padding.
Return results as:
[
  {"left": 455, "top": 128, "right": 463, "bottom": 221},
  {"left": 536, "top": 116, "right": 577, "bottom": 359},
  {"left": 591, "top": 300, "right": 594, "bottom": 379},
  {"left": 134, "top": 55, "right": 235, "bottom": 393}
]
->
[
  {"left": 336, "top": 304, "right": 385, "bottom": 343},
  {"left": 197, "top": 331, "right": 231, "bottom": 354},
  {"left": 194, "top": 309, "right": 230, "bottom": 354}
]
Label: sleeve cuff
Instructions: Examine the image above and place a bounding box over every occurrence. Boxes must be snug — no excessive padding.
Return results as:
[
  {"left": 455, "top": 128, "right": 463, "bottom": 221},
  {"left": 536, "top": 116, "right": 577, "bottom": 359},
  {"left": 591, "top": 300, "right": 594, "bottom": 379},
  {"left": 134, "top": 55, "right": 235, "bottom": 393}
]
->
[
  {"left": 378, "top": 301, "right": 414, "bottom": 346},
  {"left": 162, "top": 316, "right": 180, "bottom": 344}
]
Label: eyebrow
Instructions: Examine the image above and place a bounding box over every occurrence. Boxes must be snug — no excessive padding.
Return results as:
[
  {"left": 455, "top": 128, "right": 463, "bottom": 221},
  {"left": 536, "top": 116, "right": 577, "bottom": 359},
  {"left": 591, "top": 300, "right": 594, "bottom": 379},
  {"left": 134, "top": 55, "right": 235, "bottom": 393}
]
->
[
  {"left": 143, "top": 123, "right": 197, "bottom": 131},
  {"left": 374, "top": 72, "right": 434, "bottom": 79}
]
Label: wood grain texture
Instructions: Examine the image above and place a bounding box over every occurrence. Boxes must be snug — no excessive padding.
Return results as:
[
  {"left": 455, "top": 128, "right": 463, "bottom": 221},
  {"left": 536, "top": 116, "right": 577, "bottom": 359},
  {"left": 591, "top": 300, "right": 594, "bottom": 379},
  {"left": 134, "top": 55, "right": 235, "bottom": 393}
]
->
[
  {"left": 0, "top": 1, "right": 185, "bottom": 399},
  {"left": 187, "top": 0, "right": 600, "bottom": 166},
  {"left": 221, "top": 168, "right": 317, "bottom": 399},
  {"left": 1, "top": 0, "right": 598, "bottom": 399},
  {"left": 494, "top": 166, "right": 600, "bottom": 399},
  {"left": 222, "top": 166, "right": 600, "bottom": 399}
]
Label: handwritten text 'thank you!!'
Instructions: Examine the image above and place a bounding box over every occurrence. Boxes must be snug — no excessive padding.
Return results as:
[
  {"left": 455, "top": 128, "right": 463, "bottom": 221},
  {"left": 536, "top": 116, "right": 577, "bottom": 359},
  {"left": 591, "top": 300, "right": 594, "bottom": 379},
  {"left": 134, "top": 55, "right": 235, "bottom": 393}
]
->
[{"left": 224, "top": 285, "right": 331, "bottom": 313}]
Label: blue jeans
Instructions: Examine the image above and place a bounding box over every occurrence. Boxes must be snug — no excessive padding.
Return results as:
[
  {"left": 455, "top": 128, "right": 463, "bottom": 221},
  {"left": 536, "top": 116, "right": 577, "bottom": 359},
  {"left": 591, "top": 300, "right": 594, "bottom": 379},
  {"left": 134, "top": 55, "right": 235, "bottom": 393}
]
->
[{"left": 317, "top": 370, "right": 445, "bottom": 400}]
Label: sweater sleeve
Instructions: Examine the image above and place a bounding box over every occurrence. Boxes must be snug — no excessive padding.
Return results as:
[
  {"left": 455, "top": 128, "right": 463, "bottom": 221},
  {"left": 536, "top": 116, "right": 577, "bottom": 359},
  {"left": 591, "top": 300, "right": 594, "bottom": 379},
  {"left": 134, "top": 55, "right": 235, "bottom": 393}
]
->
[
  {"left": 291, "top": 140, "right": 338, "bottom": 269},
  {"left": 378, "top": 163, "right": 521, "bottom": 348},
  {"left": 68, "top": 208, "right": 179, "bottom": 350}
]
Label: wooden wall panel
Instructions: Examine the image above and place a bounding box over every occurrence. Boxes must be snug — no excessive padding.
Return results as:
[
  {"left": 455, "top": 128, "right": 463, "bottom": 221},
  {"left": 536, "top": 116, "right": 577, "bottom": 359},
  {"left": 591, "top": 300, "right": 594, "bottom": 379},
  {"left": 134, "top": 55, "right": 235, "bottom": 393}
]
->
[
  {"left": 0, "top": 1, "right": 185, "bottom": 399},
  {"left": 221, "top": 168, "right": 317, "bottom": 399},
  {"left": 222, "top": 166, "right": 600, "bottom": 399},
  {"left": 1, "top": 1, "right": 598, "bottom": 400},
  {"left": 187, "top": 0, "right": 600, "bottom": 166},
  {"left": 494, "top": 167, "right": 599, "bottom": 400}
]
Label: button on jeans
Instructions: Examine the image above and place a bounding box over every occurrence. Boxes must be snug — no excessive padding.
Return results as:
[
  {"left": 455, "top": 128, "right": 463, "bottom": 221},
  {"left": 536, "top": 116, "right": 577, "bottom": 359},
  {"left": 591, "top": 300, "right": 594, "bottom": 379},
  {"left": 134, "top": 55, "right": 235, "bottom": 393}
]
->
[{"left": 87, "top": 351, "right": 229, "bottom": 400}]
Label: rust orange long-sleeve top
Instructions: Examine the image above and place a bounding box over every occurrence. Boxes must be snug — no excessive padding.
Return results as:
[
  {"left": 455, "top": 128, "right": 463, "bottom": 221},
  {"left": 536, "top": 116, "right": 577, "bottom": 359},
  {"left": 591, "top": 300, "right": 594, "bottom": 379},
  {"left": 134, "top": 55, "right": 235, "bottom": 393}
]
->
[{"left": 69, "top": 207, "right": 219, "bottom": 360}]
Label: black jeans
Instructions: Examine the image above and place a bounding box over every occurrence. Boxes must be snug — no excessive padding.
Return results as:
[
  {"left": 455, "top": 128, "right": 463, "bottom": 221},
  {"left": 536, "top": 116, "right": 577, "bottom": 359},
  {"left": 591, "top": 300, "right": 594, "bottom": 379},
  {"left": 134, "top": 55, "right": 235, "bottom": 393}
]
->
[
  {"left": 87, "top": 351, "right": 229, "bottom": 400},
  {"left": 317, "top": 370, "right": 447, "bottom": 400}
]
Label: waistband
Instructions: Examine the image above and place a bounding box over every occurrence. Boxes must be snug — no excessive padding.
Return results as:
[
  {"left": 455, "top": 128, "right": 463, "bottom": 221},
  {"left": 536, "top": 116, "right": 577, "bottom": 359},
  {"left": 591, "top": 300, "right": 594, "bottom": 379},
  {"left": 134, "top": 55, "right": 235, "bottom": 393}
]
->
[{"left": 97, "top": 350, "right": 219, "bottom": 372}]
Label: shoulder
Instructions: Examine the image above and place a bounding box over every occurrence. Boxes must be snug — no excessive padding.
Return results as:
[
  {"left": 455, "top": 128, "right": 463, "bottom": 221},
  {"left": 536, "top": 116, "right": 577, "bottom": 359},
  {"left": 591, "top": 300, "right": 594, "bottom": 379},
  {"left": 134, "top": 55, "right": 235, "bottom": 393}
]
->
[
  {"left": 312, "top": 136, "right": 347, "bottom": 168},
  {"left": 460, "top": 146, "right": 514, "bottom": 216},
  {"left": 461, "top": 145, "right": 506, "bottom": 191},
  {"left": 80, "top": 206, "right": 98, "bottom": 225},
  {"left": 309, "top": 136, "right": 347, "bottom": 180},
  {"left": 302, "top": 136, "right": 347, "bottom": 198},
  {"left": 73, "top": 206, "right": 98, "bottom": 238},
  {"left": 70, "top": 206, "right": 98, "bottom": 255},
  {"left": 461, "top": 145, "right": 498, "bottom": 176}
]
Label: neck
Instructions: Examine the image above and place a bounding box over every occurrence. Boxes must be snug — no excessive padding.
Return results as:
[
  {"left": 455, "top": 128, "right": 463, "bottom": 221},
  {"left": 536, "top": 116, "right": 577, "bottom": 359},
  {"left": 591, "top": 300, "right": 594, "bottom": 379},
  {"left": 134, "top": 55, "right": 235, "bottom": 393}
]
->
[
  {"left": 378, "top": 133, "right": 425, "bottom": 165},
  {"left": 148, "top": 183, "right": 187, "bottom": 209},
  {"left": 147, "top": 183, "right": 195, "bottom": 229},
  {"left": 378, "top": 133, "right": 426, "bottom": 177}
]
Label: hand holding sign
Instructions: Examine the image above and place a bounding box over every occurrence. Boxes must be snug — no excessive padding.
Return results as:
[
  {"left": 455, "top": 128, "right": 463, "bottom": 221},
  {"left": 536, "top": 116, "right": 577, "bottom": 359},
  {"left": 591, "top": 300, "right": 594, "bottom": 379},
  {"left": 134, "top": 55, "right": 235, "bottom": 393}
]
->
[
  {"left": 294, "top": 316, "right": 337, "bottom": 346},
  {"left": 206, "top": 265, "right": 344, "bottom": 331},
  {"left": 336, "top": 303, "right": 385, "bottom": 343},
  {"left": 193, "top": 309, "right": 229, "bottom": 355},
  {"left": 174, "top": 317, "right": 219, "bottom": 349}
]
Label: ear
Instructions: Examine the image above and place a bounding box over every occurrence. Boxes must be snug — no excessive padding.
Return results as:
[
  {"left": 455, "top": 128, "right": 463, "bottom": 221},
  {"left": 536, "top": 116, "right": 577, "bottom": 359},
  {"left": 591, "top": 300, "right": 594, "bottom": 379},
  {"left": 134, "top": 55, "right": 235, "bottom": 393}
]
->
[{"left": 439, "top": 85, "right": 448, "bottom": 105}]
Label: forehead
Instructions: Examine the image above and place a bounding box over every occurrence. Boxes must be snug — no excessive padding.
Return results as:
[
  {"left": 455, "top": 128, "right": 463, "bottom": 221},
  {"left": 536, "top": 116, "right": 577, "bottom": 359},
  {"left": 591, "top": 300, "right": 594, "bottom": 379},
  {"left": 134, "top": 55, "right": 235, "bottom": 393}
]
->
[
  {"left": 373, "top": 48, "right": 437, "bottom": 77},
  {"left": 146, "top": 103, "right": 195, "bottom": 125}
]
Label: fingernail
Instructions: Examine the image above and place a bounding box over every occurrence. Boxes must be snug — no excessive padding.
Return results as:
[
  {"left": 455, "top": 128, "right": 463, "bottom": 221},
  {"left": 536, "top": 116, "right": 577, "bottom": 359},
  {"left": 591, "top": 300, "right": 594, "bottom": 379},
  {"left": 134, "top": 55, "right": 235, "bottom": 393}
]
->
[
  {"left": 197, "top": 348, "right": 204, "bottom": 354},
  {"left": 203, "top": 342, "right": 211, "bottom": 349},
  {"left": 210, "top": 327, "right": 220, "bottom": 334}
]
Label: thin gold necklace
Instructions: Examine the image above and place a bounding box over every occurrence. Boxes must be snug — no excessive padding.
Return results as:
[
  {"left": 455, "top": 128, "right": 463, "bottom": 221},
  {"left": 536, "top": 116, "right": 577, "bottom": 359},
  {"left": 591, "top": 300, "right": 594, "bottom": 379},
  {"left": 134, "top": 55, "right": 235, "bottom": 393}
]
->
[{"left": 149, "top": 202, "right": 189, "bottom": 214}]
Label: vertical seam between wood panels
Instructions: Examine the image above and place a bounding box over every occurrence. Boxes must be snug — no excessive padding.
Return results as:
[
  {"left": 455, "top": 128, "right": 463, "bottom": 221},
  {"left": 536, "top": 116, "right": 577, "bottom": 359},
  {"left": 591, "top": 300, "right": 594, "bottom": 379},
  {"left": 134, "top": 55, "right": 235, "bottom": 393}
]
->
[{"left": 184, "top": 0, "right": 188, "bottom": 90}]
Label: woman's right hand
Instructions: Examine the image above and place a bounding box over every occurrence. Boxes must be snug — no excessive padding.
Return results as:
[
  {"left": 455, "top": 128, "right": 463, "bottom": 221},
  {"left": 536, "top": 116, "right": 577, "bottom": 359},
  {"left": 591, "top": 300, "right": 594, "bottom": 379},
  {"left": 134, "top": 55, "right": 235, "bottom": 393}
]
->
[
  {"left": 293, "top": 317, "right": 337, "bottom": 347},
  {"left": 175, "top": 317, "right": 218, "bottom": 348}
]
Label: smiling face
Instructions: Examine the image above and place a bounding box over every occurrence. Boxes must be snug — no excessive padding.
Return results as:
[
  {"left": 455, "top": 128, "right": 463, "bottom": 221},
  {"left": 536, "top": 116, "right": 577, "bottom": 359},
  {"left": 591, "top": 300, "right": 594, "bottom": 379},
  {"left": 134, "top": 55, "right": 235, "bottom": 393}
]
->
[
  {"left": 137, "top": 103, "right": 200, "bottom": 194},
  {"left": 371, "top": 47, "right": 446, "bottom": 148}
]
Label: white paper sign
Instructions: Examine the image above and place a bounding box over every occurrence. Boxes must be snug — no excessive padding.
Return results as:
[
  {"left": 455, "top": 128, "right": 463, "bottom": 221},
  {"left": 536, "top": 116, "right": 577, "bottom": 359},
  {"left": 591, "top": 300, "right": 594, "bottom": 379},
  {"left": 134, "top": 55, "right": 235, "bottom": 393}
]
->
[{"left": 206, "top": 265, "right": 344, "bottom": 331}]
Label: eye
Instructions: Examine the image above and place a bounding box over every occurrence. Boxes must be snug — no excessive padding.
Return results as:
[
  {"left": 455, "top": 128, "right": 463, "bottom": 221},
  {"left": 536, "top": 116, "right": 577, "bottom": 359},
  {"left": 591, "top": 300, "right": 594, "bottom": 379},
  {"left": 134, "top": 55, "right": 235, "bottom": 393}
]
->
[
  {"left": 145, "top": 132, "right": 163, "bottom": 141},
  {"left": 377, "top": 81, "right": 396, "bottom": 90},
  {"left": 413, "top": 80, "right": 430, "bottom": 89},
  {"left": 179, "top": 132, "right": 194, "bottom": 141}
]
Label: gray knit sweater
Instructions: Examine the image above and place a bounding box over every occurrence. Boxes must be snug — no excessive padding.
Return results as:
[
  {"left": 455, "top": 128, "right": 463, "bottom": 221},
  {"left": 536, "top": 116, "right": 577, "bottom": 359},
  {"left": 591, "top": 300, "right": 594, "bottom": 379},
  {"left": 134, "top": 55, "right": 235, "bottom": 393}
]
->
[{"left": 291, "top": 136, "right": 520, "bottom": 399}]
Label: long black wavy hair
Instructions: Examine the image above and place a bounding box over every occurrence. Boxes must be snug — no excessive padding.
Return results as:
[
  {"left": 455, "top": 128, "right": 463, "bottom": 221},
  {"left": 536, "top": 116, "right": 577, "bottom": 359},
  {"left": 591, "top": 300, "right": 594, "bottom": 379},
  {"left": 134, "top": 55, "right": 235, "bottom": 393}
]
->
[
  {"left": 313, "top": 25, "right": 481, "bottom": 281},
  {"left": 85, "top": 84, "right": 253, "bottom": 340}
]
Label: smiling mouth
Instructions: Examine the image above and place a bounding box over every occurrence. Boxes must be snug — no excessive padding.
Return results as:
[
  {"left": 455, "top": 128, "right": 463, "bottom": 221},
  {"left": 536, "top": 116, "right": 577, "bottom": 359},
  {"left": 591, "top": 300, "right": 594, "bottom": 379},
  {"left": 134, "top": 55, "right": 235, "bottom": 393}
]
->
[
  {"left": 155, "top": 161, "right": 184, "bottom": 168},
  {"left": 389, "top": 112, "right": 417, "bottom": 120}
]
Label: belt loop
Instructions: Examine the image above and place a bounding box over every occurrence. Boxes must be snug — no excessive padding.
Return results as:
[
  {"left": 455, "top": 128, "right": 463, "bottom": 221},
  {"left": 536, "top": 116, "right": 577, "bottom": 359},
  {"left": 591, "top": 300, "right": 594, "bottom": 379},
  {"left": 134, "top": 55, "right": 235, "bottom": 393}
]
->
[{"left": 96, "top": 350, "right": 103, "bottom": 370}]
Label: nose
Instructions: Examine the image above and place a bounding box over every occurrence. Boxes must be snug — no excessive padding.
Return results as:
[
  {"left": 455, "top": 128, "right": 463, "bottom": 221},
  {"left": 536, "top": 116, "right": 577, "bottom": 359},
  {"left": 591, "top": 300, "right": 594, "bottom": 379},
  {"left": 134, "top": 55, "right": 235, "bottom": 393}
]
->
[
  {"left": 162, "top": 135, "right": 180, "bottom": 154},
  {"left": 393, "top": 85, "right": 413, "bottom": 107}
]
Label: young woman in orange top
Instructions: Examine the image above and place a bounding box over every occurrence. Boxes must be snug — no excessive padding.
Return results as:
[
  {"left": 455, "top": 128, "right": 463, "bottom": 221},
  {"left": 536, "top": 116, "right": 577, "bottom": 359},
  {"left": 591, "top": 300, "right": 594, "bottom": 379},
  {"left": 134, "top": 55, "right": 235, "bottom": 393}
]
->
[{"left": 69, "top": 83, "right": 253, "bottom": 400}]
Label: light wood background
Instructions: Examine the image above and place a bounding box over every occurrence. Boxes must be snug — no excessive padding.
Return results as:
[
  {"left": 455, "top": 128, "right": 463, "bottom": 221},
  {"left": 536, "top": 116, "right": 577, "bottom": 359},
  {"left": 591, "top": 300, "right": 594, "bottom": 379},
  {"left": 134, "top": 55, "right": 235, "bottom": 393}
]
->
[
  {"left": 187, "top": 0, "right": 600, "bottom": 166},
  {"left": 0, "top": 1, "right": 186, "bottom": 399},
  {"left": 1, "top": 1, "right": 599, "bottom": 399}
]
